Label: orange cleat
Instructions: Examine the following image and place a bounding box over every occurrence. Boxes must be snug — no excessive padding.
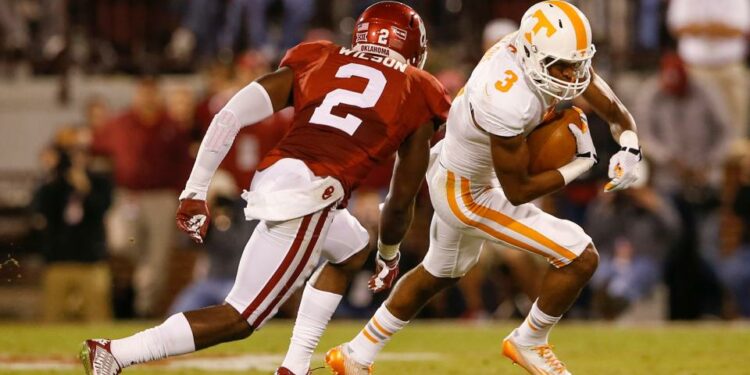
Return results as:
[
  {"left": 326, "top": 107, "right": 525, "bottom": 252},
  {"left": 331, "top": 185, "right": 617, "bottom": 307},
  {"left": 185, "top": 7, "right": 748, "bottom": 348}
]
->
[
  {"left": 325, "top": 345, "right": 372, "bottom": 375},
  {"left": 502, "top": 330, "right": 571, "bottom": 375}
]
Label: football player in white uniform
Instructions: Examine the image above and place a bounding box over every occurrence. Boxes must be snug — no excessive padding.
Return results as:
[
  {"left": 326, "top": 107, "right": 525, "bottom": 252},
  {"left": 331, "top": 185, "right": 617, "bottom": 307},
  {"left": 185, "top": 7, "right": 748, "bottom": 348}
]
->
[{"left": 326, "top": 2, "right": 642, "bottom": 374}]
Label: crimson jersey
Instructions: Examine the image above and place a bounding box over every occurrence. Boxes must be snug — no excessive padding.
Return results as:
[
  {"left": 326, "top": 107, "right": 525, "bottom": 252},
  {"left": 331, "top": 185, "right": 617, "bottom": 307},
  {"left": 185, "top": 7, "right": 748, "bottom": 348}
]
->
[{"left": 258, "top": 41, "right": 451, "bottom": 200}]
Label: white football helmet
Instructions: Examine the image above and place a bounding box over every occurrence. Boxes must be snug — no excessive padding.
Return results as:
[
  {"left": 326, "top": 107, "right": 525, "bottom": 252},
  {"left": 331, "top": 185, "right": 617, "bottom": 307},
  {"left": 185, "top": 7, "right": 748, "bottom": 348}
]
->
[{"left": 514, "top": 1, "right": 596, "bottom": 101}]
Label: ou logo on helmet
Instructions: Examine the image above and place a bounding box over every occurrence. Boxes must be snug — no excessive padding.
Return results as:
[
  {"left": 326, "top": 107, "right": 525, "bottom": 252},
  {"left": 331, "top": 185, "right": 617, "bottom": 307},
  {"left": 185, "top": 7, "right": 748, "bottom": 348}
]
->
[{"left": 418, "top": 21, "right": 427, "bottom": 48}]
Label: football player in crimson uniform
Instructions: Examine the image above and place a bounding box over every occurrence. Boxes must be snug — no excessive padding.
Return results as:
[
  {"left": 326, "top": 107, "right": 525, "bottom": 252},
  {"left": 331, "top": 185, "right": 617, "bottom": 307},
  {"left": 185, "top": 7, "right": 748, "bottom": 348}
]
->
[
  {"left": 328, "top": 2, "right": 643, "bottom": 375},
  {"left": 79, "top": 3, "right": 450, "bottom": 375}
]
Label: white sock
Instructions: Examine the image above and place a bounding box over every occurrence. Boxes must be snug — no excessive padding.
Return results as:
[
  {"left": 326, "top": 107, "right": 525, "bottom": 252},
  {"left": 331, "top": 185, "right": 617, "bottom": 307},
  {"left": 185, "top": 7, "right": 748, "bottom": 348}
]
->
[
  {"left": 281, "top": 283, "right": 342, "bottom": 375},
  {"left": 347, "top": 304, "right": 408, "bottom": 366},
  {"left": 110, "top": 313, "right": 196, "bottom": 368},
  {"left": 514, "top": 301, "right": 561, "bottom": 346}
]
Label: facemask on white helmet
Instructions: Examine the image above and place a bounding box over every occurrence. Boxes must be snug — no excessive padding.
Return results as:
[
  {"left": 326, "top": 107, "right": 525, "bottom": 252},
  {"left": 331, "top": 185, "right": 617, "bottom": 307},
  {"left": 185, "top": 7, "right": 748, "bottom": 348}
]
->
[{"left": 514, "top": 1, "right": 596, "bottom": 101}]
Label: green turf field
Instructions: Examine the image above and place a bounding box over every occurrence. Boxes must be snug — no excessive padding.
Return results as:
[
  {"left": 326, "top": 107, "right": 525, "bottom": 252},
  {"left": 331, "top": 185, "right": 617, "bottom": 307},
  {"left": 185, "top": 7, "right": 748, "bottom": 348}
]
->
[{"left": 0, "top": 320, "right": 748, "bottom": 374}]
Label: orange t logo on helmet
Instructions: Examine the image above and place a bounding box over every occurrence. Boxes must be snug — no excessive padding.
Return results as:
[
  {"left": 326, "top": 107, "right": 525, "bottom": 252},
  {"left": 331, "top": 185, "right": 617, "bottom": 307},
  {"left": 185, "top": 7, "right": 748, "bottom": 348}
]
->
[{"left": 524, "top": 9, "right": 558, "bottom": 43}]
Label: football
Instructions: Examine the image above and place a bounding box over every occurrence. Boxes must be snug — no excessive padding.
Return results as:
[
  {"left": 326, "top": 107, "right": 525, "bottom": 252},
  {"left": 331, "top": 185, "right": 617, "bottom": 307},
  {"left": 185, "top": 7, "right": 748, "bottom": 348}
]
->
[{"left": 526, "top": 107, "right": 586, "bottom": 174}]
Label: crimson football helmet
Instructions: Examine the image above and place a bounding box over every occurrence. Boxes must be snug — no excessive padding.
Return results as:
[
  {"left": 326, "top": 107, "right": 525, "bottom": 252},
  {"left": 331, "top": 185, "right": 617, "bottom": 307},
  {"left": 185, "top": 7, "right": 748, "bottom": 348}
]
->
[{"left": 351, "top": 1, "right": 428, "bottom": 69}]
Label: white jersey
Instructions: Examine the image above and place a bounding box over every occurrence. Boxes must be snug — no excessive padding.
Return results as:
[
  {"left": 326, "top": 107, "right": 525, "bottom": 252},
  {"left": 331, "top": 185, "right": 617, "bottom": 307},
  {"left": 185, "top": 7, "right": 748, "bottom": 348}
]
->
[{"left": 438, "top": 36, "right": 550, "bottom": 185}]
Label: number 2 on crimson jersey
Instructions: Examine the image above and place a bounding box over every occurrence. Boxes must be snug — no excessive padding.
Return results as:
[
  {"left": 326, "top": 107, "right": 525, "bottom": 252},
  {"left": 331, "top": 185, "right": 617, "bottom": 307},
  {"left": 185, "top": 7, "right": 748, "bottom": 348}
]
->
[{"left": 309, "top": 63, "right": 386, "bottom": 135}]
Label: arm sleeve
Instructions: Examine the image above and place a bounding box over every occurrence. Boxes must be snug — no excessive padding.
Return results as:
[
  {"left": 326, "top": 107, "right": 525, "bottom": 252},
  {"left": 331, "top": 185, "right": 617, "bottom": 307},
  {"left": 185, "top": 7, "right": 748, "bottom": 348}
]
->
[{"left": 180, "top": 82, "right": 274, "bottom": 200}]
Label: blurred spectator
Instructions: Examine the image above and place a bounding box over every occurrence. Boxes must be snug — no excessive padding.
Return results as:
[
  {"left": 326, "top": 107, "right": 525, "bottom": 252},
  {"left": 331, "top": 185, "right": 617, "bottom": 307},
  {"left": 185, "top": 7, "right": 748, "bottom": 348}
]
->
[
  {"left": 636, "top": 0, "right": 664, "bottom": 52},
  {"left": 716, "top": 145, "right": 750, "bottom": 317},
  {"left": 219, "top": 0, "right": 315, "bottom": 60},
  {"left": 636, "top": 52, "right": 730, "bottom": 319},
  {"left": 0, "top": 0, "right": 66, "bottom": 74},
  {"left": 636, "top": 52, "right": 732, "bottom": 256},
  {"left": 33, "top": 127, "right": 113, "bottom": 322},
  {"left": 80, "top": 95, "right": 113, "bottom": 178},
  {"left": 586, "top": 163, "right": 681, "bottom": 319},
  {"left": 92, "top": 1, "right": 179, "bottom": 73},
  {"left": 482, "top": 19, "right": 517, "bottom": 51},
  {"left": 168, "top": 171, "right": 254, "bottom": 314},
  {"left": 166, "top": 84, "right": 197, "bottom": 132},
  {"left": 194, "top": 61, "right": 235, "bottom": 134},
  {"left": 91, "top": 76, "right": 191, "bottom": 318},
  {"left": 165, "top": 84, "right": 199, "bottom": 183},
  {"left": 435, "top": 68, "right": 467, "bottom": 98},
  {"left": 233, "top": 50, "right": 271, "bottom": 88},
  {"left": 84, "top": 95, "right": 112, "bottom": 131},
  {"left": 166, "top": 0, "right": 227, "bottom": 64},
  {"left": 33, "top": 0, "right": 67, "bottom": 69},
  {"left": 0, "top": 1, "right": 30, "bottom": 57},
  {"left": 303, "top": 27, "right": 336, "bottom": 43},
  {"left": 668, "top": 0, "right": 750, "bottom": 139}
]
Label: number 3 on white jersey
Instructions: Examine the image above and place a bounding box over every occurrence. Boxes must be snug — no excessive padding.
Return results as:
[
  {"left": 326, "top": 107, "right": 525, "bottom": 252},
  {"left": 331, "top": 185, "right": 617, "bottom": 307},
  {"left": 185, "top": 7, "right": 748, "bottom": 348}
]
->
[{"left": 309, "top": 63, "right": 386, "bottom": 135}]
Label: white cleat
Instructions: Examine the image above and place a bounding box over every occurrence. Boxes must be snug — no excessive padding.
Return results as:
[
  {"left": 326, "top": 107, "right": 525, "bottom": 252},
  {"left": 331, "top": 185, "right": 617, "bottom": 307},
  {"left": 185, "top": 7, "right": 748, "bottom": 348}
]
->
[
  {"left": 502, "top": 330, "right": 571, "bottom": 375},
  {"left": 80, "top": 339, "right": 122, "bottom": 375},
  {"left": 325, "top": 344, "right": 372, "bottom": 375}
]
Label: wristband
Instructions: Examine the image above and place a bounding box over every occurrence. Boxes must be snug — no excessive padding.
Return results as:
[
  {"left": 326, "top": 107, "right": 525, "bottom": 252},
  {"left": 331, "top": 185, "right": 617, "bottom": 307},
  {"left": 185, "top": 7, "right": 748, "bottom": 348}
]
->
[
  {"left": 557, "top": 158, "right": 595, "bottom": 185},
  {"left": 618, "top": 130, "right": 639, "bottom": 149},
  {"left": 377, "top": 239, "right": 400, "bottom": 261}
]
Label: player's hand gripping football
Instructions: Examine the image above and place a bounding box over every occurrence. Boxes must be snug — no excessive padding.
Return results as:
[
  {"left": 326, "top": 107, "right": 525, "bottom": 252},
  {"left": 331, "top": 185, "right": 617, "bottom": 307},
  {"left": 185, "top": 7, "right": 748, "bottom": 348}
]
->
[
  {"left": 605, "top": 145, "right": 642, "bottom": 192},
  {"left": 176, "top": 199, "right": 210, "bottom": 244},
  {"left": 568, "top": 123, "right": 598, "bottom": 166},
  {"left": 368, "top": 251, "right": 401, "bottom": 293}
]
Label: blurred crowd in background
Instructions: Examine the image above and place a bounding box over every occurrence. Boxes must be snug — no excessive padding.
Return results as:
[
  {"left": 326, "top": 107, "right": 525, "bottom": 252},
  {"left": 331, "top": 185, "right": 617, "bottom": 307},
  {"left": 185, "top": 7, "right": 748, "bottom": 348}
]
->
[{"left": 0, "top": 0, "right": 749, "bottom": 323}]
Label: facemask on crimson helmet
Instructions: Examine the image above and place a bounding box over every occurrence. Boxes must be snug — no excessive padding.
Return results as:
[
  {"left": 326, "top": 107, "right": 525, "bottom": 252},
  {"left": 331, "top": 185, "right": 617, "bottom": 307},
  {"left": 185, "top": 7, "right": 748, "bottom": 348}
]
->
[
  {"left": 514, "top": 1, "right": 596, "bottom": 101},
  {"left": 351, "top": 1, "right": 428, "bottom": 69}
]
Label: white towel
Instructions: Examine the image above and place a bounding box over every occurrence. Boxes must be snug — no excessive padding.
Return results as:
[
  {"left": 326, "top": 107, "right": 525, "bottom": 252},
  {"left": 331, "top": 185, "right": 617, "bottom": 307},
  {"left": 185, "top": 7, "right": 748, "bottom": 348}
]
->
[{"left": 242, "top": 176, "right": 344, "bottom": 221}]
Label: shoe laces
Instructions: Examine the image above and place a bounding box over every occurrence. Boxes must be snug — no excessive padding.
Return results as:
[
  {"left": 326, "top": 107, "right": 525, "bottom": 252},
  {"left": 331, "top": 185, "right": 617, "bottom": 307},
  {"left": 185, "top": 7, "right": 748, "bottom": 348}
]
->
[
  {"left": 309, "top": 366, "right": 325, "bottom": 374},
  {"left": 532, "top": 344, "right": 566, "bottom": 373}
]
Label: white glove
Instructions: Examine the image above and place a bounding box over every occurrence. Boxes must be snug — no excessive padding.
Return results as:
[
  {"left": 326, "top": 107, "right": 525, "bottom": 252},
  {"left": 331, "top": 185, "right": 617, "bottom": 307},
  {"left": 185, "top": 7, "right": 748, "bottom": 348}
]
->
[
  {"left": 557, "top": 123, "right": 598, "bottom": 184},
  {"left": 568, "top": 123, "right": 598, "bottom": 164},
  {"left": 605, "top": 130, "right": 642, "bottom": 192}
]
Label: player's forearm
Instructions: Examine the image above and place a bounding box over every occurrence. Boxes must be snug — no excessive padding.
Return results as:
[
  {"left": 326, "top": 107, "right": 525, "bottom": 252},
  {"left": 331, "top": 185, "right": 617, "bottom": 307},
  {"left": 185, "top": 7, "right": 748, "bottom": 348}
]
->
[
  {"left": 604, "top": 105, "right": 636, "bottom": 141},
  {"left": 583, "top": 72, "right": 638, "bottom": 141},
  {"left": 379, "top": 199, "right": 415, "bottom": 246},
  {"left": 499, "top": 170, "right": 566, "bottom": 206}
]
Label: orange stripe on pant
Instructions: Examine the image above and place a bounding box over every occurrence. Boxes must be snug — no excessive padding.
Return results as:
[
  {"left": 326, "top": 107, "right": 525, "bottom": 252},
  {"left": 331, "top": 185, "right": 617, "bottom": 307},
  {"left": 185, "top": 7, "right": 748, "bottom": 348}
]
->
[
  {"left": 445, "top": 171, "right": 572, "bottom": 267},
  {"left": 457, "top": 176, "right": 578, "bottom": 262}
]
